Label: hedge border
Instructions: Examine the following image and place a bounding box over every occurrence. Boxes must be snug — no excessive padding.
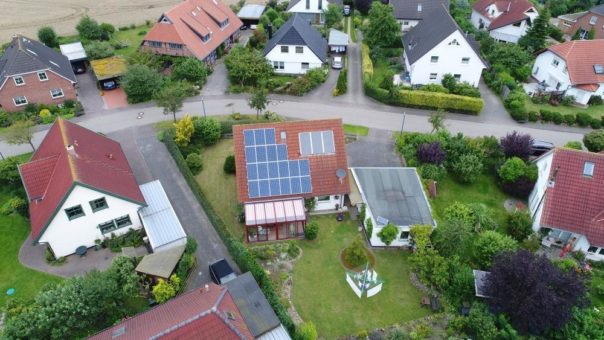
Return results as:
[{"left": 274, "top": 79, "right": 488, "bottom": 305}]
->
[{"left": 162, "top": 129, "right": 295, "bottom": 334}]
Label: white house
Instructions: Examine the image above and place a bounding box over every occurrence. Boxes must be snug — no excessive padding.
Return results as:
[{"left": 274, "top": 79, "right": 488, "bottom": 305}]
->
[
  {"left": 528, "top": 148, "right": 604, "bottom": 262},
  {"left": 19, "top": 118, "right": 147, "bottom": 258},
  {"left": 402, "top": 5, "right": 488, "bottom": 87},
  {"left": 286, "top": 0, "right": 335, "bottom": 24},
  {"left": 390, "top": 0, "right": 450, "bottom": 32},
  {"left": 471, "top": 0, "right": 538, "bottom": 43},
  {"left": 264, "top": 13, "right": 327, "bottom": 75},
  {"left": 351, "top": 167, "right": 435, "bottom": 247},
  {"left": 531, "top": 40, "right": 604, "bottom": 105}
]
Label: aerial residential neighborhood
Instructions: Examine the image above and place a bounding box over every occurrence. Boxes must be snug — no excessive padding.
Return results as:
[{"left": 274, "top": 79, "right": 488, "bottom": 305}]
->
[{"left": 1, "top": 0, "right": 604, "bottom": 339}]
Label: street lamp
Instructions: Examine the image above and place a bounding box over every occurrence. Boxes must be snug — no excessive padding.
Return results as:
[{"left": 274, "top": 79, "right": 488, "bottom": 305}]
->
[
  {"left": 201, "top": 97, "right": 207, "bottom": 118},
  {"left": 400, "top": 112, "right": 406, "bottom": 135}
]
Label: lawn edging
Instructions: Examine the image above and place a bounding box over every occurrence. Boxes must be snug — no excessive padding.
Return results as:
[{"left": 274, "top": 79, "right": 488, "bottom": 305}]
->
[{"left": 161, "top": 129, "right": 295, "bottom": 334}]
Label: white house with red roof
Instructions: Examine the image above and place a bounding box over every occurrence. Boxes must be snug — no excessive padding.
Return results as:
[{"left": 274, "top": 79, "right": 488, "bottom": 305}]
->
[
  {"left": 19, "top": 118, "right": 147, "bottom": 258},
  {"left": 471, "top": 0, "right": 539, "bottom": 43},
  {"left": 141, "top": 0, "right": 242, "bottom": 64},
  {"left": 531, "top": 40, "right": 604, "bottom": 105},
  {"left": 232, "top": 119, "right": 349, "bottom": 242},
  {"left": 528, "top": 148, "right": 604, "bottom": 261}
]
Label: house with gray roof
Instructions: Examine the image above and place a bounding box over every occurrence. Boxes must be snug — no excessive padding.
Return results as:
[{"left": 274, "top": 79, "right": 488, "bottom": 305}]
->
[
  {"left": 390, "top": 0, "right": 450, "bottom": 32},
  {"left": 350, "top": 167, "right": 435, "bottom": 247},
  {"left": 0, "top": 35, "right": 77, "bottom": 111},
  {"left": 286, "top": 0, "right": 342, "bottom": 24},
  {"left": 264, "top": 13, "right": 327, "bottom": 75},
  {"left": 402, "top": 4, "right": 488, "bottom": 87}
]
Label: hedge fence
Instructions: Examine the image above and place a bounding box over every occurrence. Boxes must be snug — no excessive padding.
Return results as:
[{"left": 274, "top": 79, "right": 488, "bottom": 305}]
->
[
  {"left": 162, "top": 129, "right": 295, "bottom": 334},
  {"left": 361, "top": 44, "right": 373, "bottom": 79}
]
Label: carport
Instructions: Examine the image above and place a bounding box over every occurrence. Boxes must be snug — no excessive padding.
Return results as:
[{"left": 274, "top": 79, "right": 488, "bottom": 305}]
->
[
  {"left": 135, "top": 244, "right": 186, "bottom": 279},
  {"left": 237, "top": 4, "right": 266, "bottom": 26},
  {"left": 90, "top": 56, "right": 126, "bottom": 84},
  {"left": 59, "top": 42, "right": 87, "bottom": 63},
  {"left": 328, "top": 29, "right": 348, "bottom": 53},
  {"left": 139, "top": 180, "right": 187, "bottom": 253}
]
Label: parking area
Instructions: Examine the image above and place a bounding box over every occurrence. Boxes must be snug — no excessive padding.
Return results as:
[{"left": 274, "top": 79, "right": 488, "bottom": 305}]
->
[
  {"left": 346, "top": 128, "right": 403, "bottom": 167},
  {"left": 76, "top": 70, "right": 104, "bottom": 114},
  {"left": 102, "top": 88, "right": 129, "bottom": 110}
]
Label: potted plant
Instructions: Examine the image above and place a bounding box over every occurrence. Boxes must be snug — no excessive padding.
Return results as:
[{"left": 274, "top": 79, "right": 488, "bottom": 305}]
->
[{"left": 94, "top": 239, "right": 102, "bottom": 251}]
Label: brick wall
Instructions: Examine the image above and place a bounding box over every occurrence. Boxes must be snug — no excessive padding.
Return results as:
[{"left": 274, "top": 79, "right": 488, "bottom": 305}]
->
[
  {"left": 0, "top": 70, "right": 76, "bottom": 111},
  {"left": 568, "top": 13, "right": 604, "bottom": 39},
  {"left": 140, "top": 41, "right": 195, "bottom": 58}
]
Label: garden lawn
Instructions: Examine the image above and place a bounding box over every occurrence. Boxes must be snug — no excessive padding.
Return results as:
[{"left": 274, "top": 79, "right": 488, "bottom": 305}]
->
[
  {"left": 292, "top": 215, "right": 430, "bottom": 338},
  {"left": 344, "top": 124, "right": 369, "bottom": 136},
  {"left": 524, "top": 98, "right": 604, "bottom": 119},
  {"left": 194, "top": 139, "right": 244, "bottom": 240},
  {"left": 112, "top": 25, "right": 150, "bottom": 57},
  {"left": 591, "top": 267, "right": 604, "bottom": 308},
  {"left": 0, "top": 191, "right": 62, "bottom": 309},
  {"left": 430, "top": 174, "right": 509, "bottom": 226}
]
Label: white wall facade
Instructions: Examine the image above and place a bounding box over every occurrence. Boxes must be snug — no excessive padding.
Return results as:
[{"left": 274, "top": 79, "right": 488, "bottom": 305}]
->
[
  {"left": 287, "top": 0, "right": 325, "bottom": 23},
  {"left": 532, "top": 50, "right": 604, "bottom": 105},
  {"left": 405, "top": 30, "right": 486, "bottom": 87},
  {"left": 528, "top": 152, "right": 554, "bottom": 231},
  {"left": 398, "top": 19, "right": 420, "bottom": 32},
  {"left": 471, "top": 6, "right": 538, "bottom": 43},
  {"left": 470, "top": 10, "right": 491, "bottom": 30},
  {"left": 39, "top": 185, "right": 144, "bottom": 258},
  {"left": 265, "top": 44, "right": 323, "bottom": 75},
  {"left": 364, "top": 203, "right": 412, "bottom": 247},
  {"left": 314, "top": 194, "right": 345, "bottom": 211}
]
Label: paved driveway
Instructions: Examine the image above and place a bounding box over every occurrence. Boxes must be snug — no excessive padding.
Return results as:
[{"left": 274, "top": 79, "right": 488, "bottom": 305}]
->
[
  {"left": 201, "top": 59, "right": 230, "bottom": 96},
  {"left": 109, "top": 125, "right": 238, "bottom": 290},
  {"left": 76, "top": 70, "right": 104, "bottom": 115},
  {"left": 346, "top": 128, "right": 403, "bottom": 167}
]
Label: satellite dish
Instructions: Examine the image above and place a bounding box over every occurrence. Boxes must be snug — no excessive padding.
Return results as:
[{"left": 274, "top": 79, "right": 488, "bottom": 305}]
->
[{"left": 336, "top": 169, "right": 346, "bottom": 179}]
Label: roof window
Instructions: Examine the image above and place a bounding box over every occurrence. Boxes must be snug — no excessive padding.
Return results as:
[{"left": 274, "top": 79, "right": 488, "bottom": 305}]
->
[
  {"left": 584, "top": 161, "right": 595, "bottom": 177},
  {"left": 594, "top": 64, "right": 604, "bottom": 74},
  {"left": 417, "top": 4, "right": 422, "bottom": 12}
]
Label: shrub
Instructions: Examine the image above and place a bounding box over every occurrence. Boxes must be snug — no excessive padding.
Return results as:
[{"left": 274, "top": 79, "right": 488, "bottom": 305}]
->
[
  {"left": 419, "top": 163, "right": 446, "bottom": 181},
  {"left": 172, "top": 57, "right": 208, "bottom": 86},
  {"left": 84, "top": 41, "right": 115, "bottom": 59},
  {"left": 498, "top": 157, "right": 528, "bottom": 182},
  {"left": 552, "top": 111, "right": 564, "bottom": 125},
  {"left": 583, "top": 130, "right": 604, "bottom": 152},
  {"left": 564, "top": 141, "right": 583, "bottom": 150},
  {"left": 37, "top": 27, "right": 58, "bottom": 47},
  {"left": 344, "top": 236, "right": 368, "bottom": 267},
  {"left": 500, "top": 131, "right": 533, "bottom": 161},
  {"left": 223, "top": 155, "right": 236, "bottom": 174},
  {"left": 588, "top": 95, "right": 603, "bottom": 106},
  {"left": 365, "top": 218, "right": 373, "bottom": 238},
  {"left": 0, "top": 157, "right": 21, "bottom": 185},
  {"left": 121, "top": 64, "right": 163, "bottom": 103},
  {"left": 563, "top": 113, "right": 576, "bottom": 126},
  {"left": 506, "top": 211, "right": 533, "bottom": 242},
  {"left": 185, "top": 236, "right": 198, "bottom": 254},
  {"left": 504, "top": 90, "right": 528, "bottom": 121},
  {"left": 361, "top": 44, "right": 373, "bottom": 79},
  {"left": 420, "top": 84, "right": 449, "bottom": 94},
  {"left": 416, "top": 142, "right": 446, "bottom": 165},
  {"left": 377, "top": 223, "right": 398, "bottom": 245},
  {"left": 473, "top": 230, "right": 518, "bottom": 268},
  {"left": 304, "top": 221, "right": 319, "bottom": 240},
  {"left": 7, "top": 197, "right": 27, "bottom": 217},
  {"left": 185, "top": 153, "right": 203, "bottom": 174},
  {"left": 297, "top": 321, "right": 318, "bottom": 340},
  {"left": 528, "top": 111, "right": 538, "bottom": 122},
  {"left": 576, "top": 112, "right": 592, "bottom": 127},
  {"left": 451, "top": 153, "right": 483, "bottom": 183},
  {"left": 590, "top": 118, "right": 602, "bottom": 129},
  {"left": 192, "top": 117, "right": 221, "bottom": 146},
  {"left": 540, "top": 109, "right": 553, "bottom": 122},
  {"left": 335, "top": 68, "right": 347, "bottom": 95}
]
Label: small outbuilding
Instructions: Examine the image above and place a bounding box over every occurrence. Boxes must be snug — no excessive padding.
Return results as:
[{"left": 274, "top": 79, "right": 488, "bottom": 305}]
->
[
  {"left": 59, "top": 42, "right": 87, "bottom": 63},
  {"left": 328, "top": 29, "right": 348, "bottom": 53},
  {"left": 90, "top": 55, "right": 126, "bottom": 83},
  {"left": 237, "top": 4, "right": 266, "bottom": 26},
  {"left": 135, "top": 244, "right": 186, "bottom": 280},
  {"left": 473, "top": 269, "right": 491, "bottom": 298}
]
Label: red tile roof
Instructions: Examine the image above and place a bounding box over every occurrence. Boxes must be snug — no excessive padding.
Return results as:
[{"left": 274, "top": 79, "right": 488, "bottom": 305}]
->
[
  {"left": 546, "top": 40, "right": 604, "bottom": 86},
  {"left": 540, "top": 148, "right": 604, "bottom": 247},
  {"left": 18, "top": 118, "right": 145, "bottom": 241},
  {"left": 233, "top": 119, "right": 350, "bottom": 203},
  {"left": 143, "top": 0, "right": 243, "bottom": 60},
  {"left": 89, "top": 284, "right": 253, "bottom": 340},
  {"left": 473, "top": 0, "right": 536, "bottom": 30}
]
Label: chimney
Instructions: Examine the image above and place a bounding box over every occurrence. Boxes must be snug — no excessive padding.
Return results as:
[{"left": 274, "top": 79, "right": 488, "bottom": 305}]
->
[
  {"left": 73, "top": 139, "right": 79, "bottom": 147},
  {"left": 66, "top": 144, "right": 77, "bottom": 157},
  {"left": 267, "top": 24, "right": 273, "bottom": 39}
]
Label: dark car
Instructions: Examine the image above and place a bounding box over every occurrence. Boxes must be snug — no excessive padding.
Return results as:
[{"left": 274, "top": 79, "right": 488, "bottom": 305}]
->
[
  {"left": 209, "top": 259, "right": 237, "bottom": 285},
  {"left": 101, "top": 79, "right": 118, "bottom": 91},
  {"left": 72, "top": 61, "right": 87, "bottom": 74},
  {"left": 531, "top": 140, "right": 554, "bottom": 156}
]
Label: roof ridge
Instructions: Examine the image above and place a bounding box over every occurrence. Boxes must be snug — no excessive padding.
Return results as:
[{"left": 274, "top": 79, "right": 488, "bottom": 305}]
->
[{"left": 57, "top": 118, "right": 79, "bottom": 181}]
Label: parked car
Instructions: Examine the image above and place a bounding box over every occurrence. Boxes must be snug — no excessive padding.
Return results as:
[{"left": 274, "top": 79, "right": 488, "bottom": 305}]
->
[
  {"left": 72, "top": 61, "right": 87, "bottom": 74},
  {"left": 250, "top": 24, "right": 257, "bottom": 30},
  {"left": 240, "top": 25, "right": 248, "bottom": 30},
  {"left": 101, "top": 79, "right": 118, "bottom": 91},
  {"left": 332, "top": 56, "right": 344, "bottom": 69},
  {"left": 209, "top": 259, "right": 237, "bottom": 285},
  {"left": 531, "top": 140, "right": 554, "bottom": 156},
  {"left": 344, "top": 5, "right": 351, "bottom": 16}
]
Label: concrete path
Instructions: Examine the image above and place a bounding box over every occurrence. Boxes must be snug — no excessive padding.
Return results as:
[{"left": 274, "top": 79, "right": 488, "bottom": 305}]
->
[
  {"left": 108, "top": 125, "right": 238, "bottom": 290},
  {"left": 201, "top": 59, "right": 230, "bottom": 96},
  {"left": 478, "top": 79, "right": 516, "bottom": 124}
]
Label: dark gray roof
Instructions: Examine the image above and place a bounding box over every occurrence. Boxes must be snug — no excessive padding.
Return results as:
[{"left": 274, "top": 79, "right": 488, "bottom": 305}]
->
[
  {"left": 352, "top": 167, "right": 434, "bottom": 227},
  {"left": 0, "top": 35, "right": 76, "bottom": 88},
  {"left": 591, "top": 4, "right": 604, "bottom": 16},
  {"left": 225, "top": 272, "right": 282, "bottom": 338},
  {"left": 402, "top": 5, "right": 486, "bottom": 66},
  {"left": 264, "top": 13, "right": 327, "bottom": 62},
  {"left": 391, "top": 0, "right": 449, "bottom": 20}
]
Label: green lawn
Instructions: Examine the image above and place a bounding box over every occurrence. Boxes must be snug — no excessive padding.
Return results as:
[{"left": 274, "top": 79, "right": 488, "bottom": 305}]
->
[
  {"left": 344, "top": 124, "right": 369, "bottom": 136},
  {"left": 0, "top": 191, "right": 62, "bottom": 309},
  {"left": 195, "top": 139, "right": 244, "bottom": 240},
  {"left": 430, "top": 174, "right": 510, "bottom": 226},
  {"left": 591, "top": 267, "right": 604, "bottom": 308},
  {"left": 293, "top": 215, "right": 430, "bottom": 338},
  {"left": 112, "top": 25, "right": 151, "bottom": 57},
  {"left": 524, "top": 98, "right": 604, "bottom": 119}
]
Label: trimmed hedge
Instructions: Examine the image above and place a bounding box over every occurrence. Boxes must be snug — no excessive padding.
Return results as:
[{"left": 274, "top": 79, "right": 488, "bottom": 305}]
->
[
  {"left": 162, "top": 129, "right": 295, "bottom": 334},
  {"left": 364, "top": 82, "right": 483, "bottom": 114},
  {"left": 361, "top": 44, "right": 373, "bottom": 79}
]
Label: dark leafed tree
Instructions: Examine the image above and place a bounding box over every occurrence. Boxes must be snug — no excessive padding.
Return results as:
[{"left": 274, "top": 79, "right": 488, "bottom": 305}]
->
[
  {"left": 499, "top": 131, "right": 533, "bottom": 161},
  {"left": 485, "top": 250, "right": 587, "bottom": 335}
]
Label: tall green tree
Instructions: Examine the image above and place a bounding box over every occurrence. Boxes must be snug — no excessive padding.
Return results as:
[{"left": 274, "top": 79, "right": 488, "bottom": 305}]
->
[
  {"left": 2, "top": 120, "right": 36, "bottom": 151},
  {"left": 155, "top": 81, "right": 189, "bottom": 122},
  {"left": 518, "top": 10, "right": 550, "bottom": 52},
  {"left": 76, "top": 15, "right": 102, "bottom": 41},
  {"left": 324, "top": 4, "right": 343, "bottom": 29},
  {"left": 365, "top": 3, "right": 400, "bottom": 48},
  {"left": 172, "top": 57, "right": 209, "bottom": 86},
  {"left": 248, "top": 88, "right": 269, "bottom": 119},
  {"left": 37, "top": 27, "right": 58, "bottom": 47},
  {"left": 121, "top": 64, "right": 163, "bottom": 103},
  {"left": 225, "top": 46, "right": 273, "bottom": 87}
]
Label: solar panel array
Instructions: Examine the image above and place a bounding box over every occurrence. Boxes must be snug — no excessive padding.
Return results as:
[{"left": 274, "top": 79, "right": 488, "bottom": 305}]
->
[{"left": 244, "top": 128, "right": 312, "bottom": 198}]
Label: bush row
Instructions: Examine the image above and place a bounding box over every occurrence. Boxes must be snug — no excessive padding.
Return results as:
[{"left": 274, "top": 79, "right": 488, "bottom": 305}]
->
[
  {"left": 333, "top": 68, "right": 348, "bottom": 96},
  {"left": 361, "top": 44, "right": 373, "bottom": 79},
  {"left": 364, "top": 82, "right": 483, "bottom": 115},
  {"left": 161, "top": 130, "right": 295, "bottom": 334},
  {"left": 516, "top": 108, "right": 603, "bottom": 129}
]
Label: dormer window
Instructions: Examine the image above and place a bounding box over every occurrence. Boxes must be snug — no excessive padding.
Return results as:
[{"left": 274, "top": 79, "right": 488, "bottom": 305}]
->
[
  {"left": 201, "top": 33, "right": 211, "bottom": 42},
  {"left": 552, "top": 58, "right": 560, "bottom": 67},
  {"left": 220, "top": 18, "right": 229, "bottom": 29},
  {"left": 584, "top": 161, "right": 595, "bottom": 177},
  {"left": 13, "top": 76, "right": 24, "bottom": 86},
  {"left": 448, "top": 39, "right": 460, "bottom": 46},
  {"left": 594, "top": 64, "right": 604, "bottom": 74}
]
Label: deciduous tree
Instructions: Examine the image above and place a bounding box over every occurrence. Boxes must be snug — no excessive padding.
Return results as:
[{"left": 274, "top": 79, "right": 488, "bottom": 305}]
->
[
  {"left": 473, "top": 230, "right": 517, "bottom": 268},
  {"left": 37, "top": 27, "right": 58, "bottom": 47},
  {"left": 155, "top": 81, "right": 189, "bottom": 122},
  {"left": 583, "top": 130, "right": 604, "bottom": 152},
  {"left": 2, "top": 120, "right": 36, "bottom": 151},
  {"left": 248, "top": 88, "right": 269, "bottom": 119},
  {"left": 76, "top": 16, "right": 102, "bottom": 41},
  {"left": 122, "top": 64, "right": 163, "bottom": 104},
  {"left": 500, "top": 131, "right": 533, "bottom": 160},
  {"left": 174, "top": 114, "right": 195, "bottom": 147},
  {"left": 365, "top": 3, "right": 400, "bottom": 48},
  {"left": 225, "top": 46, "right": 273, "bottom": 87},
  {"left": 428, "top": 110, "right": 447, "bottom": 133},
  {"left": 172, "top": 57, "right": 209, "bottom": 86},
  {"left": 325, "top": 4, "right": 343, "bottom": 29}
]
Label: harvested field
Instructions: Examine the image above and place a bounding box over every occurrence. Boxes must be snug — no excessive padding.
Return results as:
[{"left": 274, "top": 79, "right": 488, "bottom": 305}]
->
[{"left": 0, "top": 0, "right": 259, "bottom": 43}]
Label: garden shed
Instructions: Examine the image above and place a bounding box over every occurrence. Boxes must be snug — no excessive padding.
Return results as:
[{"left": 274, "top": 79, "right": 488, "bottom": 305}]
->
[
  {"left": 351, "top": 167, "right": 435, "bottom": 247},
  {"left": 138, "top": 180, "right": 187, "bottom": 253},
  {"left": 90, "top": 55, "right": 126, "bottom": 81}
]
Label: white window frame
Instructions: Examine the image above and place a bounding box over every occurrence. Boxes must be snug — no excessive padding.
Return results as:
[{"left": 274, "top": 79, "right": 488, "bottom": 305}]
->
[
  {"left": 461, "top": 57, "right": 470, "bottom": 64},
  {"left": 429, "top": 73, "right": 437, "bottom": 80},
  {"left": 13, "top": 76, "right": 25, "bottom": 86},
  {"left": 13, "top": 96, "right": 28, "bottom": 106},
  {"left": 37, "top": 71, "right": 48, "bottom": 81},
  {"left": 590, "top": 16, "right": 597, "bottom": 25},
  {"left": 273, "top": 61, "right": 284, "bottom": 70},
  {"left": 50, "top": 88, "right": 64, "bottom": 99},
  {"left": 301, "top": 62, "right": 309, "bottom": 70},
  {"left": 281, "top": 46, "right": 289, "bottom": 53},
  {"left": 454, "top": 74, "right": 461, "bottom": 80},
  {"left": 552, "top": 58, "right": 560, "bottom": 67},
  {"left": 430, "top": 56, "right": 439, "bottom": 63},
  {"left": 583, "top": 161, "right": 594, "bottom": 177},
  {"left": 295, "top": 46, "right": 303, "bottom": 53}
]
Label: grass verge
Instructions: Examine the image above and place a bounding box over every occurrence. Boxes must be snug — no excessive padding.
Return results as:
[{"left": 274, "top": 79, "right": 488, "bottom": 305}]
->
[
  {"left": 524, "top": 98, "right": 604, "bottom": 119},
  {"left": 293, "top": 215, "right": 430, "bottom": 338},
  {"left": 344, "top": 124, "right": 369, "bottom": 136}
]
